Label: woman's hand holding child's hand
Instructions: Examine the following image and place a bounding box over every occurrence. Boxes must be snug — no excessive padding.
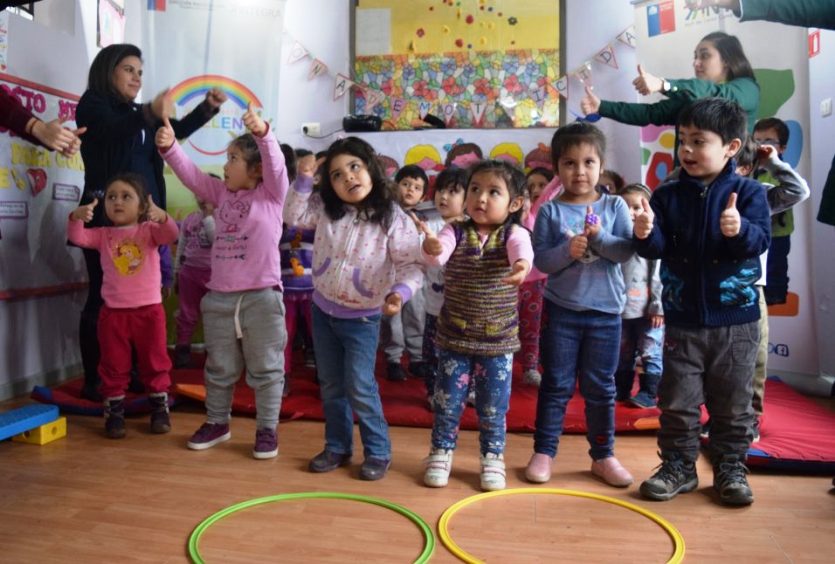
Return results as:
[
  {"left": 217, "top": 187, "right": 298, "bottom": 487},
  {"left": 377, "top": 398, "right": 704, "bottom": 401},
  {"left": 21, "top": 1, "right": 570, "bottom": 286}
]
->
[
  {"left": 155, "top": 116, "right": 175, "bottom": 150},
  {"left": 502, "top": 260, "right": 530, "bottom": 287},
  {"left": 243, "top": 103, "right": 267, "bottom": 137},
  {"left": 634, "top": 198, "right": 654, "bottom": 240},
  {"left": 72, "top": 198, "right": 98, "bottom": 222},
  {"left": 146, "top": 195, "right": 168, "bottom": 224},
  {"left": 383, "top": 292, "right": 402, "bottom": 316}
]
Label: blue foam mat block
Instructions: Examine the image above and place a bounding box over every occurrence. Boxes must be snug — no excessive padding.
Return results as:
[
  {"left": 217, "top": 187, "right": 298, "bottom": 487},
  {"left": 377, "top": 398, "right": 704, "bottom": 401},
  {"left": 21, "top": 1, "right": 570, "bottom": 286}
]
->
[{"left": 0, "top": 404, "right": 60, "bottom": 441}]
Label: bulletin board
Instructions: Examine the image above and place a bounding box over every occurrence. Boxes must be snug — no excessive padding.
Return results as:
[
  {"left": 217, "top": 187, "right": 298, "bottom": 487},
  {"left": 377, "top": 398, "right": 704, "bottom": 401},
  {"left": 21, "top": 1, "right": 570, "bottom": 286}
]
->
[{"left": 353, "top": 0, "right": 560, "bottom": 129}]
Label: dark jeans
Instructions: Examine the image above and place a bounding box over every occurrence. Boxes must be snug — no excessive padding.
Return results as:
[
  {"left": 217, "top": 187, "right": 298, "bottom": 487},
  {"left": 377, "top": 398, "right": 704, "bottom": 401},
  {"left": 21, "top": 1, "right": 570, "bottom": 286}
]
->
[
  {"left": 765, "top": 235, "right": 790, "bottom": 305},
  {"left": 658, "top": 322, "right": 758, "bottom": 462},
  {"left": 534, "top": 301, "right": 621, "bottom": 460}
]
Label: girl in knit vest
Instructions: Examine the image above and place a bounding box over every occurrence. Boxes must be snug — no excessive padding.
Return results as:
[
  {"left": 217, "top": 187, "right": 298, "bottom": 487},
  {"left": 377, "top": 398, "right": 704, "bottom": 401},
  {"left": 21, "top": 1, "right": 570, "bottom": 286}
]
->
[{"left": 416, "top": 160, "right": 533, "bottom": 491}]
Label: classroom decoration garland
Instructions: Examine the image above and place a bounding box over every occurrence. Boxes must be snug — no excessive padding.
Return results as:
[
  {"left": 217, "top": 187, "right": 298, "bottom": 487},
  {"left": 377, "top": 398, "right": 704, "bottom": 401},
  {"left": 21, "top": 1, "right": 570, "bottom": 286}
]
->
[{"left": 187, "top": 491, "right": 435, "bottom": 564}]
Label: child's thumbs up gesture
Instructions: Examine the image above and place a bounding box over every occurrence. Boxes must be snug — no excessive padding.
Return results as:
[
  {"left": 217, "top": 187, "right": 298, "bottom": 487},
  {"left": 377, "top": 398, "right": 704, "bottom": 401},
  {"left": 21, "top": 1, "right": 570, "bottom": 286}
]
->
[
  {"left": 71, "top": 198, "right": 98, "bottom": 222},
  {"left": 155, "top": 116, "right": 175, "bottom": 150},
  {"left": 243, "top": 103, "right": 267, "bottom": 137},
  {"left": 720, "top": 192, "right": 741, "bottom": 237},
  {"left": 584, "top": 205, "right": 601, "bottom": 238},
  {"left": 634, "top": 198, "right": 654, "bottom": 240},
  {"left": 412, "top": 212, "right": 443, "bottom": 256},
  {"left": 580, "top": 86, "right": 600, "bottom": 115},
  {"left": 146, "top": 195, "right": 168, "bottom": 224}
]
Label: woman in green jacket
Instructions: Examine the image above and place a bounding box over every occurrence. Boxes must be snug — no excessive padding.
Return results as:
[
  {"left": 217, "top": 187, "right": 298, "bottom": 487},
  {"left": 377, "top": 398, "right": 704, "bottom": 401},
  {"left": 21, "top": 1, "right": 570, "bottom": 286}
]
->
[{"left": 580, "top": 32, "right": 760, "bottom": 155}]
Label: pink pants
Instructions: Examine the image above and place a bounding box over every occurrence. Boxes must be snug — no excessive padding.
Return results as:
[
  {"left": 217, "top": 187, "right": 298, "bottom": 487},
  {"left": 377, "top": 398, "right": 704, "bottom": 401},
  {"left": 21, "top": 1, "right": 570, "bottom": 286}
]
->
[
  {"left": 283, "top": 291, "right": 313, "bottom": 374},
  {"left": 517, "top": 278, "right": 546, "bottom": 372},
  {"left": 176, "top": 265, "right": 211, "bottom": 346},
  {"left": 98, "top": 304, "right": 171, "bottom": 399}
]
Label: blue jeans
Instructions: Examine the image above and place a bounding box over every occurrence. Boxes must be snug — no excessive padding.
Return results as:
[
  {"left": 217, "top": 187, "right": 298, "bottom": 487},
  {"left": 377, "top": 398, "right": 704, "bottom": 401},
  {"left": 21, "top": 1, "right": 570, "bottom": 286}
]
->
[
  {"left": 312, "top": 304, "right": 390, "bottom": 459},
  {"left": 535, "top": 301, "right": 621, "bottom": 460},
  {"left": 617, "top": 317, "right": 664, "bottom": 376},
  {"left": 431, "top": 349, "right": 513, "bottom": 455}
]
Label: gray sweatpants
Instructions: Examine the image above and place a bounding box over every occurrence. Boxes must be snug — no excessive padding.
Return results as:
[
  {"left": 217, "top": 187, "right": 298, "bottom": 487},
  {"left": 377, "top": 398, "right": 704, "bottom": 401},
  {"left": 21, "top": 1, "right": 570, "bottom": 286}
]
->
[
  {"left": 657, "top": 321, "right": 758, "bottom": 463},
  {"left": 201, "top": 288, "right": 287, "bottom": 429},
  {"left": 380, "top": 288, "right": 426, "bottom": 364}
]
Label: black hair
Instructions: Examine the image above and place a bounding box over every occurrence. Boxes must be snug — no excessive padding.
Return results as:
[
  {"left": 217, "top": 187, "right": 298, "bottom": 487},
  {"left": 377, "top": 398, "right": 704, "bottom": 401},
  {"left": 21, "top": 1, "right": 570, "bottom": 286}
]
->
[
  {"left": 550, "top": 121, "right": 607, "bottom": 168},
  {"left": 700, "top": 32, "right": 756, "bottom": 82},
  {"left": 87, "top": 43, "right": 143, "bottom": 100},
  {"left": 394, "top": 164, "right": 429, "bottom": 193},
  {"left": 526, "top": 166, "right": 555, "bottom": 182},
  {"left": 753, "top": 117, "right": 790, "bottom": 146},
  {"left": 280, "top": 143, "right": 298, "bottom": 184},
  {"left": 617, "top": 182, "right": 653, "bottom": 199},
  {"left": 434, "top": 166, "right": 468, "bottom": 194},
  {"left": 105, "top": 172, "right": 150, "bottom": 223},
  {"left": 315, "top": 150, "right": 327, "bottom": 160},
  {"left": 467, "top": 159, "right": 527, "bottom": 227},
  {"left": 295, "top": 148, "right": 314, "bottom": 159},
  {"left": 600, "top": 169, "right": 625, "bottom": 192},
  {"left": 734, "top": 136, "right": 759, "bottom": 176},
  {"left": 678, "top": 97, "right": 747, "bottom": 144},
  {"left": 319, "top": 137, "right": 394, "bottom": 226}
]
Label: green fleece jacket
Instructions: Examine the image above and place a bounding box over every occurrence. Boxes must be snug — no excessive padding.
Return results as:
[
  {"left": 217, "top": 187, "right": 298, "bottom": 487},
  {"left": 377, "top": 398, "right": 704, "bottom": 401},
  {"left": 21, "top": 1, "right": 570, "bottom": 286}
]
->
[{"left": 736, "top": 0, "right": 835, "bottom": 30}]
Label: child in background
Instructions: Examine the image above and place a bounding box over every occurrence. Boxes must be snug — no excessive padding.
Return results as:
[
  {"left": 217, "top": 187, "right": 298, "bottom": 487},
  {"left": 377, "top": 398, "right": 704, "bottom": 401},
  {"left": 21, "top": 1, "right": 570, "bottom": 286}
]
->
[
  {"left": 526, "top": 122, "right": 635, "bottom": 488},
  {"left": 417, "top": 166, "right": 467, "bottom": 408},
  {"left": 284, "top": 137, "right": 424, "bottom": 481},
  {"left": 518, "top": 166, "right": 556, "bottom": 386},
  {"left": 615, "top": 183, "right": 664, "bottom": 408},
  {"left": 417, "top": 160, "right": 533, "bottom": 492},
  {"left": 173, "top": 195, "right": 216, "bottom": 368},
  {"left": 156, "top": 104, "right": 290, "bottom": 460},
  {"left": 295, "top": 148, "right": 316, "bottom": 178},
  {"left": 280, "top": 146, "right": 319, "bottom": 394},
  {"left": 382, "top": 164, "right": 430, "bottom": 381},
  {"left": 599, "top": 169, "right": 625, "bottom": 194},
  {"left": 734, "top": 135, "right": 809, "bottom": 441},
  {"left": 635, "top": 98, "right": 770, "bottom": 506},
  {"left": 68, "top": 173, "right": 179, "bottom": 438}
]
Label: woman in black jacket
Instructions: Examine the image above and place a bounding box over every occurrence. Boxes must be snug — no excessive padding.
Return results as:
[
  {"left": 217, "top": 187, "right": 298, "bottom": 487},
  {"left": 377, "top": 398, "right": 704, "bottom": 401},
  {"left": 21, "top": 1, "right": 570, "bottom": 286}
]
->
[{"left": 76, "top": 43, "right": 226, "bottom": 401}]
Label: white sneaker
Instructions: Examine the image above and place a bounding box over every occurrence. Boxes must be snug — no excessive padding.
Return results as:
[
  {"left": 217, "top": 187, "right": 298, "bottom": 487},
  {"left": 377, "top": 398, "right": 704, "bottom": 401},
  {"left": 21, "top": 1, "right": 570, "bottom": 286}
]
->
[
  {"left": 424, "top": 448, "right": 454, "bottom": 487},
  {"left": 480, "top": 452, "right": 506, "bottom": 491}
]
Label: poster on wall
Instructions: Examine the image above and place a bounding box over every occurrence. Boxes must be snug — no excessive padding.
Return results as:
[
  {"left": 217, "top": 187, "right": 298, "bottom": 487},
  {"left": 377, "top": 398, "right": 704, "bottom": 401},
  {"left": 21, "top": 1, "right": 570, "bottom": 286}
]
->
[
  {"left": 0, "top": 74, "right": 86, "bottom": 297},
  {"left": 97, "top": 0, "right": 126, "bottom": 48},
  {"left": 631, "top": 0, "right": 818, "bottom": 376},
  {"left": 140, "top": 0, "right": 286, "bottom": 219}
]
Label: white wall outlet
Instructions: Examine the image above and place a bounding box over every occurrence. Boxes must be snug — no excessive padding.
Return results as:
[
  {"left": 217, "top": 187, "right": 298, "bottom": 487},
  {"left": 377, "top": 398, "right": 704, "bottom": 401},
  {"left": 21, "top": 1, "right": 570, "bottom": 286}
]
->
[
  {"left": 301, "top": 122, "right": 321, "bottom": 136},
  {"left": 821, "top": 98, "right": 832, "bottom": 118}
]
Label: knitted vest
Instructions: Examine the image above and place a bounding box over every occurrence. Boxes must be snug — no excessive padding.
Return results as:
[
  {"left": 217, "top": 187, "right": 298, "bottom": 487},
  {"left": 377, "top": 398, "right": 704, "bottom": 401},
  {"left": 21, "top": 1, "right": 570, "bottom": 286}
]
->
[{"left": 437, "top": 221, "right": 520, "bottom": 355}]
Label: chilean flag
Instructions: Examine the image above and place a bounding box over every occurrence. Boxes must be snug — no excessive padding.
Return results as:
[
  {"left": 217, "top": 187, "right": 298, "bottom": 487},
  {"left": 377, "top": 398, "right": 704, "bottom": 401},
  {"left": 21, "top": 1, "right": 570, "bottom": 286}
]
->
[{"left": 147, "top": 0, "right": 166, "bottom": 10}]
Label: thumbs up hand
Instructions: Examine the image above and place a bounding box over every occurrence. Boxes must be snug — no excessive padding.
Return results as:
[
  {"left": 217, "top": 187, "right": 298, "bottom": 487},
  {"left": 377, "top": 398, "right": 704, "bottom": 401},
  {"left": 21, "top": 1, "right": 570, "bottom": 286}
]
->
[
  {"left": 580, "top": 86, "right": 601, "bottom": 115},
  {"left": 584, "top": 205, "right": 601, "bottom": 238},
  {"left": 720, "top": 192, "right": 741, "bottom": 237},
  {"left": 72, "top": 198, "right": 98, "bottom": 223},
  {"left": 146, "top": 195, "right": 168, "bottom": 224},
  {"left": 634, "top": 197, "right": 655, "bottom": 240},
  {"left": 632, "top": 64, "right": 663, "bottom": 96},
  {"left": 155, "top": 116, "right": 175, "bottom": 150},
  {"left": 243, "top": 103, "right": 267, "bottom": 137}
]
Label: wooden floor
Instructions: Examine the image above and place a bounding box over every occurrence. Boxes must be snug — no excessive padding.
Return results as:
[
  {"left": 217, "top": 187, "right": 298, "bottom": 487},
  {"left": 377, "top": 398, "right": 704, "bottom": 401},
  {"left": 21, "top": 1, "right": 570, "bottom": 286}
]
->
[{"left": 1, "top": 398, "right": 834, "bottom": 563}]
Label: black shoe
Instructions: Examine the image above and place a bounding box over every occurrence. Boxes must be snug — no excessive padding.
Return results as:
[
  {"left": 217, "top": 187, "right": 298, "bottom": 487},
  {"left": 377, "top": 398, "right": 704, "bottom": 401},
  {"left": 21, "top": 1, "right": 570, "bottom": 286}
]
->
[
  {"left": 713, "top": 455, "right": 754, "bottom": 506},
  {"left": 148, "top": 392, "right": 171, "bottom": 434},
  {"left": 359, "top": 457, "right": 391, "bottom": 480},
  {"left": 409, "top": 361, "right": 428, "bottom": 379},
  {"left": 104, "top": 397, "right": 126, "bottom": 439},
  {"left": 309, "top": 450, "right": 352, "bottom": 473},
  {"left": 386, "top": 362, "right": 407, "bottom": 382},
  {"left": 640, "top": 453, "right": 698, "bottom": 501}
]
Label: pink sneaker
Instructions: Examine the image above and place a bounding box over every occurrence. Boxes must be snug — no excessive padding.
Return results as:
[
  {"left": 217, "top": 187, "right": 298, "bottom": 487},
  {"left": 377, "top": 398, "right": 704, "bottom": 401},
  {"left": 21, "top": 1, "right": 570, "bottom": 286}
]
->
[
  {"left": 525, "top": 452, "right": 553, "bottom": 483},
  {"left": 591, "top": 456, "right": 634, "bottom": 487}
]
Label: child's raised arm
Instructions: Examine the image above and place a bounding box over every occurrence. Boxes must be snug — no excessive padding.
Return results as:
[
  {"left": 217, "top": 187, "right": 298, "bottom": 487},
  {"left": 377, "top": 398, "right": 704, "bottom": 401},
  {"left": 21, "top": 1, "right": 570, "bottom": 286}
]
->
[
  {"left": 67, "top": 199, "right": 102, "bottom": 249},
  {"left": 156, "top": 117, "right": 225, "bottom": 205},
  {"left": 243, "top": 103, "right": 289, "bottom": 205}
]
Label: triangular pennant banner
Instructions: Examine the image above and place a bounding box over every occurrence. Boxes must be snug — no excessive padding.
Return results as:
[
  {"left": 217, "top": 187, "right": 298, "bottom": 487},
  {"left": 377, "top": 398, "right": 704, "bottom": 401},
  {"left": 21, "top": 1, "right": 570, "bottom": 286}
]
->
[
  {"left": 470, "top": 102, "right": 487, "bottom": 125},
  {"left": 617, "top": 25, "right": 637, "bottom": 48},
  {"left": 554, "top": 76, "right": 569, "bottom": 100},
  {"left": 287, "top": 41, "right": 309, "bottom": 64},
  {"left": 442, "top": 103, "right": 457, "bottom": 126},
  {"left": 364, "top": 88, "right": 385, "bottom": 111},
  {"left": 391, "top": 98, "right": 406, "bottom": 119},
  {"left": 530, "top": 84, "right": 547, "bottom": 104},
  {"left": 594, "top": 44, "right": 618, "bottom": 69},
  {"left": 308, "top": 58, "right": 328, "bottom": 80},
  {"left": 573, "top": 61, "right": 593, "bottom": 87},
  {"left": 333, "top": 73, "right": 354, "bottom": 100},
  {"left": 418, "top": 101, "right": 433, "bottom": 120}
]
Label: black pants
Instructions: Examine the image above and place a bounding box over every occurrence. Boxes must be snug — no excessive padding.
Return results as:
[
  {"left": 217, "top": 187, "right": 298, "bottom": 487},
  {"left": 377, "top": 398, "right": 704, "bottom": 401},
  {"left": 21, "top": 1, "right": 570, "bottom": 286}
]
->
[{"left": 80, "top": 248, "right": 104, "bottom": 390}]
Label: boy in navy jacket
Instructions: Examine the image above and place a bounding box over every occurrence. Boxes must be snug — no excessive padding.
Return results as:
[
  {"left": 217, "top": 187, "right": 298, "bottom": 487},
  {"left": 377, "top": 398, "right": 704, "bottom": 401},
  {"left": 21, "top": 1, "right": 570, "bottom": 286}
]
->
[{"left": 633, "top": 97, "right": 770, "bottom": 506}]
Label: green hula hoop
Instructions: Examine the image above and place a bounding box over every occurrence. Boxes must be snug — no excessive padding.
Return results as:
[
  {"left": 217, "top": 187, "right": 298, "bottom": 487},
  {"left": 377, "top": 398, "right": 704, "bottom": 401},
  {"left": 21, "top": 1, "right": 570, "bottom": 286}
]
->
[
  {"left": 438, "top": 488, "right": 685, "bottom": 564},
  {"left": 188, "top": 491, "right": 435, "bottom": 564}
]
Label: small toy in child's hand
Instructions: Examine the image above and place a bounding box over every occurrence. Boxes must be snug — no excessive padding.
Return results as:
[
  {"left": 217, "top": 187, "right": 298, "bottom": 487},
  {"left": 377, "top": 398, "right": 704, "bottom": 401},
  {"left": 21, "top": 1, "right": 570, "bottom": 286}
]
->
[{"left": 585, "top": 212, "right": 600, "bottom": 226}]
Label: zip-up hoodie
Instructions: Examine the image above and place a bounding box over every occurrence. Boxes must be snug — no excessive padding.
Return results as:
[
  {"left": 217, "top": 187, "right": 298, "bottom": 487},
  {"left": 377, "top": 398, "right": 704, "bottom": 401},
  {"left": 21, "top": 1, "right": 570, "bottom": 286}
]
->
[
  {"left": 635, "top": 159, "right": 771, "bottom": 327},
  {"left": 283, "top": 176, "right": 424, "bottom": 318}
]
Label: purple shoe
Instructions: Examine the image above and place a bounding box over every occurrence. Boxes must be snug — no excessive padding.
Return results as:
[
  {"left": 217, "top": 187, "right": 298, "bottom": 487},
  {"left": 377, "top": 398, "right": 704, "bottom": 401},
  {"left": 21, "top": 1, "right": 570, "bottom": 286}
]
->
[
  {"left": 187, "top": 422, "right": 231, "bottom": 450},
  {"left": 253, "top": 428, "right": 278, "bottom": 459}
]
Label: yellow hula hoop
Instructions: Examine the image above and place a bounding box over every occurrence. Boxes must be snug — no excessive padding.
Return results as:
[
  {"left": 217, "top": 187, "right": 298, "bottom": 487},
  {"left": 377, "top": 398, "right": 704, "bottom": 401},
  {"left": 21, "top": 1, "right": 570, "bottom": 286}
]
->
[{"left": 438, "top": 488, "right": 685, "bottom": 564}]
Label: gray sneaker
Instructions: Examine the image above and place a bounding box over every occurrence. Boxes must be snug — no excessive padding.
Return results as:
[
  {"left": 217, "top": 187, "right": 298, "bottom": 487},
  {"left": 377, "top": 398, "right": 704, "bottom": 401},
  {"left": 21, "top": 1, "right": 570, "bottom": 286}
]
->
[
  {"left": 713, "top": 455, "right": 754, "bottom": 506},
  {"left": 640, "top": 454, "right": 698, "bottom": 501}
]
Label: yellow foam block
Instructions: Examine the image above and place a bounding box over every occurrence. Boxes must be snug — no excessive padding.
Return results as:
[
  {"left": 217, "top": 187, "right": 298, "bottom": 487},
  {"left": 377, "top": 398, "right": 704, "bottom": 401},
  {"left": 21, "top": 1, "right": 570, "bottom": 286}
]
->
[{"left": 12, "top": 416, "right": 66, "bottom": 445}]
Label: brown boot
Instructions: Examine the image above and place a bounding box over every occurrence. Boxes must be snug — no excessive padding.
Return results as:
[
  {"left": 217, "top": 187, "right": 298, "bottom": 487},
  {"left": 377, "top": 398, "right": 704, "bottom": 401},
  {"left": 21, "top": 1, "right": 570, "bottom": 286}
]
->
[
  {"left": 104, "top": 397, "right": 126, "bottom": 439},
  {"left": 149, "top": 392, "right": 171, "bottom": 434}
]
